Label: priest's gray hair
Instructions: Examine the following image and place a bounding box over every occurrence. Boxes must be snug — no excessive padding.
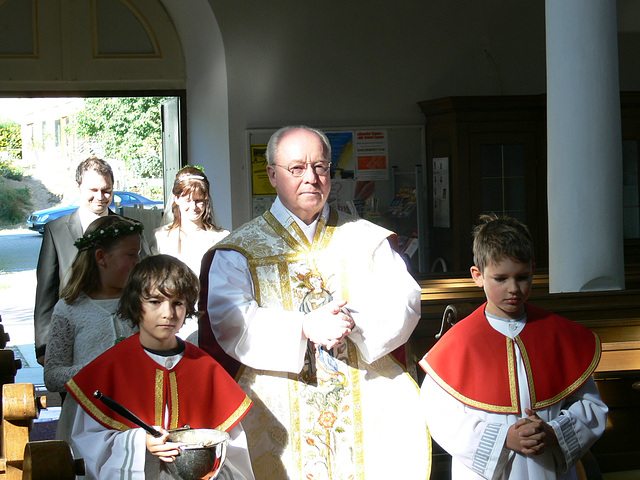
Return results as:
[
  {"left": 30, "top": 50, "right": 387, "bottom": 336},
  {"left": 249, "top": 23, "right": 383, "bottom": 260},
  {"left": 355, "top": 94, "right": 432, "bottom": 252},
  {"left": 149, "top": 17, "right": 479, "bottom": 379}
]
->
[{"left": 266, "top": 125, "right": 331, "bottom": 165}]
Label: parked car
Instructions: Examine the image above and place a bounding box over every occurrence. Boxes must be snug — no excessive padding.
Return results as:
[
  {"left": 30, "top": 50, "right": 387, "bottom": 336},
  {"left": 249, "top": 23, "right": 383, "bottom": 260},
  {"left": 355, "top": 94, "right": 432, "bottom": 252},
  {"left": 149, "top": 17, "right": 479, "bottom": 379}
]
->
[{"left": 26, "top": 191, "right": 163, "bottom": 233}]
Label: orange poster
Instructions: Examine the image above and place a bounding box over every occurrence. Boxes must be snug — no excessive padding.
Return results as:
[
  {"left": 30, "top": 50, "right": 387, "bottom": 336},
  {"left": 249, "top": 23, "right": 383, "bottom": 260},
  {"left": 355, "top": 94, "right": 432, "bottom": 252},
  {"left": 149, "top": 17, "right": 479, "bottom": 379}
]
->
[{"left": 354, "top": 129, "right": 388, "bottom": 180}]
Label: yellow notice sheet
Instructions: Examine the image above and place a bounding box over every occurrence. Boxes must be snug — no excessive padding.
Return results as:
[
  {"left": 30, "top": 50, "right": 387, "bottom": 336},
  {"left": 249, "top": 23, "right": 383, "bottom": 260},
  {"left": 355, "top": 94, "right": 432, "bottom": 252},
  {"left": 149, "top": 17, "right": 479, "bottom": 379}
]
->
[{"left": 251, "top": 145, "right": 276, "bottom": 195}]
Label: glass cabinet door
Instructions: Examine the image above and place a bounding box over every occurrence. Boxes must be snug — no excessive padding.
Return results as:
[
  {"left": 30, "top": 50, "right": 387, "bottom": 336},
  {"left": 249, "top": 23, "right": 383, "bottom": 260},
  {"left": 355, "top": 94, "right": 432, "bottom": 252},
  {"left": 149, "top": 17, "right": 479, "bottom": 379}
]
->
[
  {"left": 623, "top": 140, "right": 640, "bottom": 239},
  {"left": 480, "top": 143, "right": 527, "bottom": 223}
]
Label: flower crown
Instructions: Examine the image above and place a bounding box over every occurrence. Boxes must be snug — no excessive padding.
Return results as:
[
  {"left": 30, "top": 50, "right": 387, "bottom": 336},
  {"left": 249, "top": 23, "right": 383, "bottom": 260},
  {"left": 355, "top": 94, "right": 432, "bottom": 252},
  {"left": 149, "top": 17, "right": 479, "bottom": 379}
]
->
[{"left": 74, "top": 221, "right": 144, "bottom": 251}]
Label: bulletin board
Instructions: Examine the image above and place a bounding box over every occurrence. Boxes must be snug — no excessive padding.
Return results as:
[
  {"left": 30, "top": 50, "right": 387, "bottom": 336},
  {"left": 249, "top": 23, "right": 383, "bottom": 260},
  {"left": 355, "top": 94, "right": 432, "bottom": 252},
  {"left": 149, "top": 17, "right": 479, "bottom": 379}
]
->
[{"left": 246, "top": 125, "right": 426, "bottom": 215}]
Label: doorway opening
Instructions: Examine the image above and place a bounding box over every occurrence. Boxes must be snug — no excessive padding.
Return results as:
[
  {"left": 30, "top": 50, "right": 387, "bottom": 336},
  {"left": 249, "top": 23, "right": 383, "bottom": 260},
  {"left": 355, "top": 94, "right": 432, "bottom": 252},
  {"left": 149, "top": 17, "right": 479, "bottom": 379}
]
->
[
  {"left": 0, "top": 93, "right": 184, "bottom": 227},
  {"left": 0, "top": 92, "right": 184, "bottom": 389}
]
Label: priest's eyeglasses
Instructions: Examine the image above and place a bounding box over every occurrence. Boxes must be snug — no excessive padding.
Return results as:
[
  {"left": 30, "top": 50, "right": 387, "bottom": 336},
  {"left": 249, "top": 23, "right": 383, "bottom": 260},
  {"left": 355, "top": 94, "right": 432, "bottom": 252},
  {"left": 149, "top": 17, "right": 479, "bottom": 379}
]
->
[{"left": 275, "top": 161, "right": 331, "bottom": 177}]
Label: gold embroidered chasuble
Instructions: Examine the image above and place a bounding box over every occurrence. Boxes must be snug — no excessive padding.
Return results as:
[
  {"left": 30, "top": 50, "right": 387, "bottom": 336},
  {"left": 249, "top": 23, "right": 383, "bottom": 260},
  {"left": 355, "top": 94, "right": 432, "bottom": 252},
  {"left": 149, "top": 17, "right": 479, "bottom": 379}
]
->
[{"left": 212, "top": 208, "right": 431, "bottom": 480}]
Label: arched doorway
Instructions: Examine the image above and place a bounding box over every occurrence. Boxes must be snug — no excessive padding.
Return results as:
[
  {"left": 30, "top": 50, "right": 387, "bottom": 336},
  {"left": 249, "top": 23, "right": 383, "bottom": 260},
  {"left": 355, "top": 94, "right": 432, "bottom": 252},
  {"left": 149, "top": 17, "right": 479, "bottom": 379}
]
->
[{"left": 0, "top": 0, "right": 233, "bottom": 227}]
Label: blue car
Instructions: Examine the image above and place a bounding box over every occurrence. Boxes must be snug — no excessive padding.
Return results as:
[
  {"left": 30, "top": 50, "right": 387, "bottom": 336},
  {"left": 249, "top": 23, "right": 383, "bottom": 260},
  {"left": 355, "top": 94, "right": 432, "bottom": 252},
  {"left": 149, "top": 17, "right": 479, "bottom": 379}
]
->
[{"left": 26, "top": 191, "right": 163, "bottom": 233}]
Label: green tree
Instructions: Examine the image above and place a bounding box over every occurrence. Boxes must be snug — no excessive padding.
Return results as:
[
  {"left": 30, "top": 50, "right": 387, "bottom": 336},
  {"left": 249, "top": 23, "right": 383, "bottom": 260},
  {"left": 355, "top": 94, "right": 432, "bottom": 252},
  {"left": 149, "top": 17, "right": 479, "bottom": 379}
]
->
[
  {"left": 0, "top": 121, "right": 22, "bottom": 160},
  {"left": 73, "top": 97, "right": 168, "bottom": 178}
]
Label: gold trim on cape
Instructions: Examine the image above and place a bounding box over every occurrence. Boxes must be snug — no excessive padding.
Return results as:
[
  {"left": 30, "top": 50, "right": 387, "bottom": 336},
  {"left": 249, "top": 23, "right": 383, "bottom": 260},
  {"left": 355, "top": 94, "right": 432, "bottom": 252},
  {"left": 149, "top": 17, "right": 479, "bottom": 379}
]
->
[
  {"left": 154, "top": 369, "right": 163, "bottom": 426},
  {"left": 217, "top": 395, "right": 253, "bottom": 432},
  {"left": 518, "top": 332, "right": 602, "bottom": 409},
  {"left": 169, "top": 371, "right": 179, "bottom": 429},
  {"left": 421, "top": 350, "right": 520, "bottom": 414},
  {"left": 67, "top": 379, "right": 131, "bottom": 431}
]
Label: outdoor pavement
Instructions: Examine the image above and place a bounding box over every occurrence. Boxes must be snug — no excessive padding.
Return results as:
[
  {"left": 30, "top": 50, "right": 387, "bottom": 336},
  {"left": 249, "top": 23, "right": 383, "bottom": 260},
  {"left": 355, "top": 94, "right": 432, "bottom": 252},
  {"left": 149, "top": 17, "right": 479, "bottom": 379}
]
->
[
  {"left": 0, "top": 227, "right": 60, "bottom": 439},
  {"left": 0, "top": 228, "right": 44, "bottom": 385}
]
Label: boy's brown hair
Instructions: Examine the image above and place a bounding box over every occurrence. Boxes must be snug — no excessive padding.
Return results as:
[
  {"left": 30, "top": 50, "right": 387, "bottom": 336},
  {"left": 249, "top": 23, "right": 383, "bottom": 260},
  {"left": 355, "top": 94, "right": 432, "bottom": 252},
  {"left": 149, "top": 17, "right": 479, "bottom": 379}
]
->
[
  {"left": 472, "top": 214, "right": 535, "bottom": 272},
  {"left": 118, "top": 254, "right": 199, "bottom": 324}
]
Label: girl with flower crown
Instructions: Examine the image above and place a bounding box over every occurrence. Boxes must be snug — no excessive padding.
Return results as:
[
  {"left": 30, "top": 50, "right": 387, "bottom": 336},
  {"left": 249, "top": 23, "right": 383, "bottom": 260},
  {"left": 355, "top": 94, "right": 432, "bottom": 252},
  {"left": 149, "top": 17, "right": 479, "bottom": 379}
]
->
[
  {"left": 153, "top": 166, "right": 229, "bottom": 342},
  {"left": 44, "top": 214, "right": 143, "bottom": 458}
]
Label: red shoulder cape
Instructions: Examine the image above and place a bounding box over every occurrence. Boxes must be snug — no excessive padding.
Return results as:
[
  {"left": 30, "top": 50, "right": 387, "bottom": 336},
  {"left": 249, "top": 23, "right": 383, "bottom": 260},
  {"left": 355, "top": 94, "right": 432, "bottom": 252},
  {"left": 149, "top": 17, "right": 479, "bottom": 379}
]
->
[
  {"left": 419, "top": 303, "right": 601, "bottom": 413},
  {"left": 67, "top": 334, "right": 252, "bottom": 431}
]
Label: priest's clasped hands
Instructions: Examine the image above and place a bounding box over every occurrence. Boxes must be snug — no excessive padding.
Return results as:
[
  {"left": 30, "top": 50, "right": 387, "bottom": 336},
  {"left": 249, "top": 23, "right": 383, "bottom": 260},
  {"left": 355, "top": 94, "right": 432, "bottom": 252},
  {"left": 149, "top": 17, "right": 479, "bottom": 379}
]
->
[{"left": 302, "top": 300, "right": 355, "bottom": 350}]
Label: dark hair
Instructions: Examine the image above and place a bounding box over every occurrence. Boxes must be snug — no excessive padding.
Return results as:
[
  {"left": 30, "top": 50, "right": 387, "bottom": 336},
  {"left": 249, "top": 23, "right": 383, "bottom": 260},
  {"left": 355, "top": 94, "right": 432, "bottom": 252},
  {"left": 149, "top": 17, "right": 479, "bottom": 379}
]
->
[
  {"left": 75, "top": 157, "right": 114, "bottom": 186},
  {"left": 61, "top": 215, "right": 142, "bottom": 303},
  {"left": 472, "top": 214, "right": 535, "bottom": 272},
  {"left": 266, "top": 125, "right": 331, "bottom": 166},
  {"left": 118, "top": 254, "right": 200, "bottom": 325}
]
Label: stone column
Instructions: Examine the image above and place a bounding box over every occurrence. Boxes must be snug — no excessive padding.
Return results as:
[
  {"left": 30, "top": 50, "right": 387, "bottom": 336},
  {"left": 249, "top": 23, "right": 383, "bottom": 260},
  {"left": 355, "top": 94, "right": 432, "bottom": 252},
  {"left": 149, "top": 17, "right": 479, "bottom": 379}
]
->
[{"left": 546, "top": 0, "right": 625, "bottom": 292}]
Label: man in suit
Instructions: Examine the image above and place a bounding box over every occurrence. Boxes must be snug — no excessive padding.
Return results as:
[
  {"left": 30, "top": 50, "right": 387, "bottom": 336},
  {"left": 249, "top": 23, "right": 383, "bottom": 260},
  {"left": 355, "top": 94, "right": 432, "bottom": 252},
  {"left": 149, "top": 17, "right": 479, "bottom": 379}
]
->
[{"left": 34, "top": 157, "right": 116, "bottom": 365}]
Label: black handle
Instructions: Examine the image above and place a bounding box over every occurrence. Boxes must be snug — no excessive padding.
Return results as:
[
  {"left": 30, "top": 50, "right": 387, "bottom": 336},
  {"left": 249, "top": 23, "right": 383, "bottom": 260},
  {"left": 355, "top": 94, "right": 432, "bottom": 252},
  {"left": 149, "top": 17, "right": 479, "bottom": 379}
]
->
[{"left": 94, "top": 390, "right": 163, "bottom": 438}]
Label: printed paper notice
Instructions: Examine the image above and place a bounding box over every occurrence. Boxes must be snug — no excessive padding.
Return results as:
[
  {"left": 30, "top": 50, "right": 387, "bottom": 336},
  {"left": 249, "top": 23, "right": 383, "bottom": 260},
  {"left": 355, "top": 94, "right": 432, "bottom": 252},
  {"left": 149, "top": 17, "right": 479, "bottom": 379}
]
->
[
  {"left": 354, "top": 129, "right": 388, "bottom": 181},
  {"left": 251, "top": 145, "right": 276, "bottom": 196}
]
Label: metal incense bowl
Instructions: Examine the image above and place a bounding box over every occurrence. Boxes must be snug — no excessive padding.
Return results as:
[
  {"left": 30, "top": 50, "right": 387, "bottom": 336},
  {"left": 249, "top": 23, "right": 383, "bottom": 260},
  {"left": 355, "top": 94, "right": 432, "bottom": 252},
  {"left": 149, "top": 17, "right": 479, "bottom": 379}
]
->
[{"left": 167, "top": 428, "right": 230, "bottom": 480}]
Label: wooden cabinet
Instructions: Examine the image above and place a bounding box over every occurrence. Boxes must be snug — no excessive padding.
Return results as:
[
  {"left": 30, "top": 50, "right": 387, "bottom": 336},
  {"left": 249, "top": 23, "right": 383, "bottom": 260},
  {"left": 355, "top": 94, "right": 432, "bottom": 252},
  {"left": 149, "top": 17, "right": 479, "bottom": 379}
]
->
[
  {"left": 418, "top": 95, "right": 547, "bottom": 273},
  {"left": 621, "top": 92, "right": 640, "bottom": 265},
  {"left": 418, "top": 93, "right": 640, "bottom": 274}
]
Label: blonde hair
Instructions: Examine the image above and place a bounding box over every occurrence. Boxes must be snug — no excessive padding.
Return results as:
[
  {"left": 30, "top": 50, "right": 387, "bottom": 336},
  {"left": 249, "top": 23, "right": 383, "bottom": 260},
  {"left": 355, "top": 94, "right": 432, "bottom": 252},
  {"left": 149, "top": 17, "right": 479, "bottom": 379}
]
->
[
  {"left": 61, "top": 215, "right": 142, "bottom": 303},
  {"left": 472, "top": 214, "right": 535, "bottom": 273}
]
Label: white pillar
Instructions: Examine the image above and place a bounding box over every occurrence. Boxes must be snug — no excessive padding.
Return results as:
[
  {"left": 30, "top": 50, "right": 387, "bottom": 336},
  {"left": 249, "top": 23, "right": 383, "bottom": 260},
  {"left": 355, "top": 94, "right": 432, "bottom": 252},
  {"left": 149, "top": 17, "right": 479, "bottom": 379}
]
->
[{"left": 546, "top": 0, "right": 625, "bottom": 292}]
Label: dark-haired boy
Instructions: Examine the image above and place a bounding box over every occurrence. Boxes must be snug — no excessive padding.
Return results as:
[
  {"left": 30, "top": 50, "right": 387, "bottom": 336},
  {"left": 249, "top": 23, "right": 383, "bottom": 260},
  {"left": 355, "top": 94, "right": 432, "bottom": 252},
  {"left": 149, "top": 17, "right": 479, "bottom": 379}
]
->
[{"left": 67, "top": 255, "right": 254, "bottom": 479}]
